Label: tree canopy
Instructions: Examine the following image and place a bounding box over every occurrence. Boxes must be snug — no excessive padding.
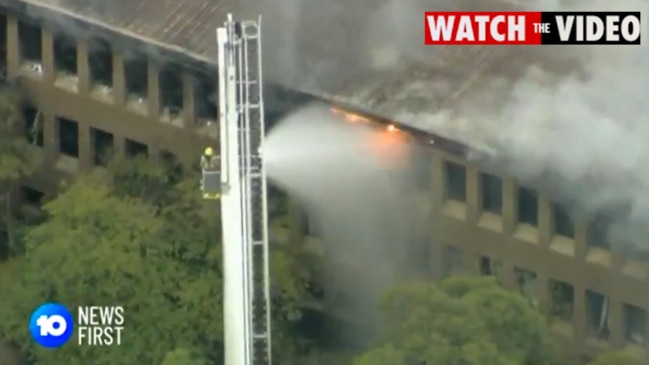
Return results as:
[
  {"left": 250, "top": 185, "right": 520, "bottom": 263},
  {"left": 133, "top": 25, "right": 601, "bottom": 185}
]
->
[
  {"left": 588, "top": 348, "right": 644, "bottom": 365},
  {"left": 0, "top": 155, "right": 320, "bottom": 364},
  {"left": 353, "top": 275, "right": 559, "bottom": 365}
]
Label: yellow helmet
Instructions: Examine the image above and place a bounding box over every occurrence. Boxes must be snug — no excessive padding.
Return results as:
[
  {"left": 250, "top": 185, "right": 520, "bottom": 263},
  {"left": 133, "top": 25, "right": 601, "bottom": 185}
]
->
[{"left": 204, "top": 147, "right": 214, "bottom": 156}]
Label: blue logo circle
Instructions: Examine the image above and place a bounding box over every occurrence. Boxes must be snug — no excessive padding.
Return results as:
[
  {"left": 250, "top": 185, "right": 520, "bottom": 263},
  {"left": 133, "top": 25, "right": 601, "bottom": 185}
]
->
[{"left": 29, "top": 303, "right": 74, "bottom": 348}]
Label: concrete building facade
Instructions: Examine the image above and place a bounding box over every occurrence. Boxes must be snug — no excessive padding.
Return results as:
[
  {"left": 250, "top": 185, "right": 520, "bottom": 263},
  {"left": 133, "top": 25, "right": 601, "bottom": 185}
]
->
[{"left": 0, "top": 2, "right": 647, "bottom": 364}]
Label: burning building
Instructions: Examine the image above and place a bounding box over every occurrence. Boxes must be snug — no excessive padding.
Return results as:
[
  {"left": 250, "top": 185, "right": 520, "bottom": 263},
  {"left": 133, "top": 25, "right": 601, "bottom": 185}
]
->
[{"left": 0, "top": 0, "right": 646, "bottom": 363}]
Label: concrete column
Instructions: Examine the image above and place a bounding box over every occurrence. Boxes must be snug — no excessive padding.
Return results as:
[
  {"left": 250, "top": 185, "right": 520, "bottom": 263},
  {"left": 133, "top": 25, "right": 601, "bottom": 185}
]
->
[
  {"left": 6, "top": 15, "right": 19, "bottom": 78},
  {"left": 498, "top": 261, "right": 517, "bottom": 289},
  {"left": 573, "top": 285, "right": 587, "bottom": 343},
  {"left": 535, "top": 274, "right": 550, "bottom": 314},
  {"left": 502, "top": 177, "right": 517, "bottom": 236},
  {"left": 538, "top": 193, "right": 552, "bottom": 246},
  {"left": 43, "top": 114, "right": 58, "bottom": 162},
  {"left": 78, "top": 125, "right": 92, "bottom": 170},
  {"left": 431, "top": 152, "right": 443, "bottom": 211},
  {"left": 575, "top": 220, "right": 588, "bottom": 260},
  {"left": 112, "top": 52, "right": 125, "bottom": 106},
  {"left": 466, "top": 163, "right": 479, "bottom": 224},
  {"left": 116, "top": 136, "right": 128, "bottom": 158},
  {"left": 148, "top": 145, "right": 161, "bottom": 162},
  {"left": 182, "top": 71, "right": 195, "bottom": 128},
  {"left": 147, "top": 60, "right": 160, "bottom": 118},
  {"left": 76, "top": 39, "right": 90, "bottom": 95},
  {"left": 41, "top": 28, "right": 55, "bottom": 83},
  {"left": 609, "top": 298, "right": 624, "bottom": 346}
]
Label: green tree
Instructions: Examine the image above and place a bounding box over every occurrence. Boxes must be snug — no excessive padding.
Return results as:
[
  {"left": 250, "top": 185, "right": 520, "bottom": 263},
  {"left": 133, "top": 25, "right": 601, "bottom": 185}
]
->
[
  {"left": 162, "top": 348, "right": 209, "bottom": 365},
  {"left": 0, "top": 154, "right": 321, "bottom": 364},
  {"left": 0, "top": 173, "right": 223, "bottom": 365},
  {"left": 0, "top": 86, "right": 36, "bottom": 254},
  {"left": 354, "top": 275, "right": 558, "bottom": 365},
  {"left": 588, "top": 348, "right": 644, "bottom": 365}
]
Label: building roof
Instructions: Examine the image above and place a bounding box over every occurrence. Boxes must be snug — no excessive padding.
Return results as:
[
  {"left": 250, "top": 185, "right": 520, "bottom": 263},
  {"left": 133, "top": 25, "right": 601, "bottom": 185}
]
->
[{"left": 3, "top": 0, "right": 642, "bottom": 159}]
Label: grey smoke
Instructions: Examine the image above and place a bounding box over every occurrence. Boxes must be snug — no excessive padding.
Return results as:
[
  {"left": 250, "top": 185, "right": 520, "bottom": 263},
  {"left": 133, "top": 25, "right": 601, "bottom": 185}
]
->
[
  {"left": 264, "top": 104, "right": 423, "bottom": 344},
  {"left": 260, "top": 0, "right": 649, "bottom": 254}
]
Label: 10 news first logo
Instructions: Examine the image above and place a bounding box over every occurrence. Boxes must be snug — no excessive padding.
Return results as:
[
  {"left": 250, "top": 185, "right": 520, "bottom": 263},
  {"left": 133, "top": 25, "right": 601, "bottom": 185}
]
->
[
  {"left": 29, "top": 303, "right": 124, "bottom": 348},
  {"left": 425, "top": 11, "right": 642, "bottom": 45}
]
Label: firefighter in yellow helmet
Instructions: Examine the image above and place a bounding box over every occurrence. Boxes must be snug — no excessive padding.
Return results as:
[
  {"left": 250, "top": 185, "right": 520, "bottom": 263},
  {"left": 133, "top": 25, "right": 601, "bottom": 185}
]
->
[{"left": 200, "top": 146, "right": 217, "bottom": 171}]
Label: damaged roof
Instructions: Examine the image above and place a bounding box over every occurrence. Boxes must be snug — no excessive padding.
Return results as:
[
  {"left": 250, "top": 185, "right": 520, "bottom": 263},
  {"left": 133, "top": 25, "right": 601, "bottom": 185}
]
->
[{"left": 3, "top": 0, "right": 586, "bottom": 154}]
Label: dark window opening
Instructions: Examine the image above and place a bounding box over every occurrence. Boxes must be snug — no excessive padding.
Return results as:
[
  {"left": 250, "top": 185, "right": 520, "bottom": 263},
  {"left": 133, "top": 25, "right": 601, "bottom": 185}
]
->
[
  {"left": 20, "top": 186, "right": 44, "bottom": 205},
  {"left": 53, "top": 32, "right": 77, "bottom": 74},
  {"left": 549, "top": 279, "right": 574, "bottom": 320},
  {"left": 91, "top": 127, "right": 114, "bottom": 166},
  {"left": 444, "top": 160, "right": 466, "bottom": 201},
  {"left": 624, "top": 304, "right": 647, "bottom": 345},
  {"left": 517, "top": 186, "right": 538, "bottom": 225},
  {"left": 21, "top": 104, "right": 43, "bottom": 146},
  {"left": 479, "top": 256, "right": 493, "bottom": 275},
  {"left": 159, "top": 64, "right": 183, "bottom": 117},
  {"left": 124, "top": 54, "right": 148, "bottom": 98},
  {"left": 193, "top": 71, "right": 217, "bottom": 122},
  {"left": 88, "top": 38, "right": 113, "bottom": 86},
  {"left": 0, "top": 14, "right": 7, "bottom": 71},
  {"left": 18, "top": 20, "right": 42, "bottom": 62},
  {"left": 480, "top": 173, "right": 502, "bottom": 214},
  {"left": 586, "top": 290, "right": 610, "bottom": 340},
  {"left": 125, "top": 138, "right": 147, "bottom": 157},
  {"left": 552, "top": 202, "right": 574, "bottom": 238},
  {"left": 56, "top": 117, "right": 79, "bottom": 157},
  {"left": 588, "top": 211, "right": 614, "bottom": 250},
  {"left": 0, "top": 229, "right": 8, "bottom": 261},
  {"left": 160, "top": 150, "right": 183, "bottom": 183}
]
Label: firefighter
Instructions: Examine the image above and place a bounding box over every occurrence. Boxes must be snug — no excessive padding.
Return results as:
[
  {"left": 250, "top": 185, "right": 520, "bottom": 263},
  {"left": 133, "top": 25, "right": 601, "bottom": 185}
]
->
[{"left": 200, "top": 147, "right": 217, "bottom": 171}]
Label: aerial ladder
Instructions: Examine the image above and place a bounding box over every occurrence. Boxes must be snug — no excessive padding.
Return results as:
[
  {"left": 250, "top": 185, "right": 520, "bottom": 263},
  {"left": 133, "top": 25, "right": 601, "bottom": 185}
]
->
[{"left": 203, "top": 13, "right": 272, "bottom": 365}]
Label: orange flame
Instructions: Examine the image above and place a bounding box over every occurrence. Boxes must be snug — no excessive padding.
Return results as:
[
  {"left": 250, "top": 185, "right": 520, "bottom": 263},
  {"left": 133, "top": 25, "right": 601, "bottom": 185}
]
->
[{"left": 330, "top": 107, "right": 369, "bottom": 123}]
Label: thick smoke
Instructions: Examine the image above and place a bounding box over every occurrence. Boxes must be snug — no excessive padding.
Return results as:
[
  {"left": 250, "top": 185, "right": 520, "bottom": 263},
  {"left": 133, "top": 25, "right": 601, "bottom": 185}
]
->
[
  {"left": 259, "top": 0, "right": 649, "bottom": 255},
  {"left": 432, "top": 0, "right": 649, "bottom": 254},
  {"left": 264, "top": 104, "right": 424, "bottom": 344}
]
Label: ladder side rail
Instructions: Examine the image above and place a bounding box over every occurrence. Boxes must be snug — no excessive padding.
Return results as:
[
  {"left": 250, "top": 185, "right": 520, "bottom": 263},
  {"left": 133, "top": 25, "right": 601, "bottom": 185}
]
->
[{"left": 241, "top": 19, "right": 271, "bottom": 365}]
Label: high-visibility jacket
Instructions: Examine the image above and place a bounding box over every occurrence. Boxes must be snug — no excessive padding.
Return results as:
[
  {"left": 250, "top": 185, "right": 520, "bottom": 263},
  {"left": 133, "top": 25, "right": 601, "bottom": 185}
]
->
[{"left": 200, "top": 155, "right": 218, "bottom": 170}]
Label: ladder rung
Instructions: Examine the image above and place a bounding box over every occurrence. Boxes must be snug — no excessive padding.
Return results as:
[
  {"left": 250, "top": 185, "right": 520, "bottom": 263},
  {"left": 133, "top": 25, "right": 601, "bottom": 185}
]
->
[
  {"left": 253, "top": 332, "right": 267, "bottom": 339},
  {"left": 252, "top": 240, "right": 264, "bottom": 246}
]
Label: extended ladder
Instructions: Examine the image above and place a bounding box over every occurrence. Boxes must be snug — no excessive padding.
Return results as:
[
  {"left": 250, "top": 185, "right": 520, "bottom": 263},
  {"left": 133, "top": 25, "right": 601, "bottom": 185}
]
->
[{"left": 218, "top": 14, "right": 272, "bottom": 365}]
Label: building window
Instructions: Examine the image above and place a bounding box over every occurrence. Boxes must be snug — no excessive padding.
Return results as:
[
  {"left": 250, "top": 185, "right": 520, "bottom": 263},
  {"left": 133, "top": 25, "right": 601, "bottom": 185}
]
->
[
  {"left": 587, "top": 211, "right": 613, "bottom": 250},
  {"left": 160, "top": 150, "right": 183, "bottom": 184},
  {"left": 444, "top": 160, "right": 466, "bottom": 202},
  {"left": 442, "top": 245, "right": 463, "bottom": 276},
  {"left": 193, "top": 71, "right": 217, "bottom": 124},
  {"left": 159, "top": 64, "right": 183, "bottom": 119},
  {"left": 20, "top": 186, "right": 44, "bottom": 206},
  {"left": 88, "top": 38, "right": 113, "bottom": 87},
  {"left": 56, "top": 117, "right": 79, "bottom": 157},
  {"left": 53, "top": 31, "right": 77, "bottom": 76},
  {"left": 549, "top": 279, "right": 574, "bottom": 320},
  {"left": 18, "top": 20, "right": 42, "bottom": 64},
  {"left": 624, "top": 303, "right": 647, "bottom": 345},
  {"left": 480, "top": 173, "right": 502, "bottom": 214},
  {"left": 0, "top": 14, "right": 7, "bottom": 70},
  {"left": 125, "top": 138, "right": 148, "bottom": 157},
  {"left": 586, "top": 290, "right": 610, "bottom": 340},
  {"left": 124, "top": 53, "right": 148, "bottom": 100},
  {"left": 517, "top": 186, "right": 538, "bottom": 225},
  {"left": 21, "top": 104, "right": 43, "bottom": 147},
  {"left": 479, "top": 255, "right": 501, "bottom": 277},
  {"left": 90, "top": 127, "right": 114, "bottom": 166},
  {"left": 552, "top": 202, "right": 574, "bottom": 238}
]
